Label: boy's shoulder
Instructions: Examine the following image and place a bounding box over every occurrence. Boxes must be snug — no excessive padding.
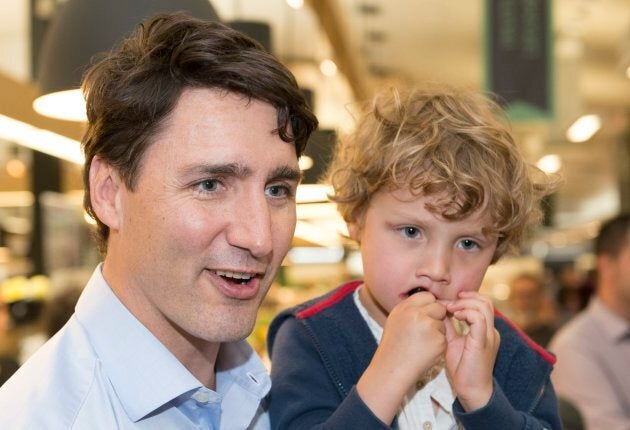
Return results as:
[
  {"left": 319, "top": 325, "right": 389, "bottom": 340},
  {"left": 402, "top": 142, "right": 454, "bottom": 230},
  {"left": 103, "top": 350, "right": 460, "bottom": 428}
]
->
[
  {"left": 270, "top": 280, "right": 362, "bottom": 326},
  {"left": 494, "top": 310, "right": 557, "bottom": 366},
  {"left": 294, "top": 280, "right": 363, "bottom": 319},
  {"left": 267, "top": 281, "right": 369, "bottom": 355},
  {"left": 493, "top": 310, "right": 558, "bottom": 413}
]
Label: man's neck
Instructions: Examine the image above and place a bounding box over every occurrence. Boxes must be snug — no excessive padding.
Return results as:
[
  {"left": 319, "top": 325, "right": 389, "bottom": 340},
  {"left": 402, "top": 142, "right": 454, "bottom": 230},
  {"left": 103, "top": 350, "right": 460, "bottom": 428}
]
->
[
  {"left": 173, "top": 337, "right": 221, "bottom": 389},
  {"left": 598, "top": 289, "right": 630, "bottom": 323},
  {"left": 101, "top": 260, "right": 221, "bottom": 388}
]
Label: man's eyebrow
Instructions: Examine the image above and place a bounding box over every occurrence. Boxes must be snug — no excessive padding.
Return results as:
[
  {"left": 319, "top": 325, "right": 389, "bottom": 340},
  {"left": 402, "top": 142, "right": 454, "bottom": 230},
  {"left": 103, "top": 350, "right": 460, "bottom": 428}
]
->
[
  {"left": 180, "top": 163, "right": 251, "bottom": 177},
  {"left": 269, "top": 165, "right": 302, "bottom": 182},
  {"left": 179, "top": 163, "right": 301, "bottom": 182}
]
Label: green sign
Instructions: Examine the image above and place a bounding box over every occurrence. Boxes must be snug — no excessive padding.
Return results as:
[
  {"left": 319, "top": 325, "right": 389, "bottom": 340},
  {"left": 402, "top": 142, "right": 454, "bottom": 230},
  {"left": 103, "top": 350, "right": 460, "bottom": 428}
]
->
[{"left": 485, "top": 0, "right": 554, "bottom": 121}]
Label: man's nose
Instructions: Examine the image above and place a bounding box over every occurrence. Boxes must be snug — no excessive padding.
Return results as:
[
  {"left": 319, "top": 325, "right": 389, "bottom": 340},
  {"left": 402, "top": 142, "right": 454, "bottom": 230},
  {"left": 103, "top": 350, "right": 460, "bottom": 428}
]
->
[{"left": 226, "top": 193, "right": 273, "bottom": 258}]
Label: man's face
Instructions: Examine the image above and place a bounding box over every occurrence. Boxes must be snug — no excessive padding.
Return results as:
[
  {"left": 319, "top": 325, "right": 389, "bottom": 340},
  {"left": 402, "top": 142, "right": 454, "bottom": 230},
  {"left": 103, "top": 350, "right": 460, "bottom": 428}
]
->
[
  {"left": 103, "top": 88, "right": 300, "bottom": 344},
  {"left": 609, "top": 239, "right": 630, "bottom": 317},
  {"left": 350, "top": 188, "right": 498, "bottom": 326}
]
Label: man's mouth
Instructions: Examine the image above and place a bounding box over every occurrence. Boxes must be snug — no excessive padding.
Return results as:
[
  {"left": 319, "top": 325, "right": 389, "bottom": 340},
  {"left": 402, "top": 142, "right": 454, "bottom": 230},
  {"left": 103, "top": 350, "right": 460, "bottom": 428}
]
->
[
  {"left": 214, "top": 270, "right": 259, "bottom": 285},
  {"left": 208, "top": 269, "right": 264, "bottom": 300}
]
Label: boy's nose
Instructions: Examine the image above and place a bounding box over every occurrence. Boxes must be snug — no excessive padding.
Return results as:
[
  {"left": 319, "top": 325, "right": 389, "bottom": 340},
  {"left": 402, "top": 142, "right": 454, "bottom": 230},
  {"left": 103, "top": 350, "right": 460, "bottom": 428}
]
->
[{"left": 415, "top": 248, "right": 451, "bottom": 284}]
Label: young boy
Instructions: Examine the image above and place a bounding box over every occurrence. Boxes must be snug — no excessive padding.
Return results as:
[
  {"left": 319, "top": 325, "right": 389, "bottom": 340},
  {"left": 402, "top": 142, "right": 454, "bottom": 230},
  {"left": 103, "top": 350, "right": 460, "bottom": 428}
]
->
[{"left": 267, "top": 87, "right": 561, "bottom": 429}]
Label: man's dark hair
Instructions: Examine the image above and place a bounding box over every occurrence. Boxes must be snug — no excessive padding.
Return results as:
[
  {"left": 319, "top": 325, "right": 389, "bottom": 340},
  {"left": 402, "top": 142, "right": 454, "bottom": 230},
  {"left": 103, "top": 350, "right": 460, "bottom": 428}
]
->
[
  {"left": 81, "top": 12, "right": 318, "bottom": 253},
  {"left": 595, "top": 213, "right": 630, "bottom": 257}
]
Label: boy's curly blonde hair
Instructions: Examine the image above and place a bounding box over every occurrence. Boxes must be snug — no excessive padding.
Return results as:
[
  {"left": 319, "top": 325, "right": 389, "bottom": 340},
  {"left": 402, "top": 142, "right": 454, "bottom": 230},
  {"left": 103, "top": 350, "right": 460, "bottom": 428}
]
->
[{"left": 326, "top": 86, "right": 559, "bottom": 261}]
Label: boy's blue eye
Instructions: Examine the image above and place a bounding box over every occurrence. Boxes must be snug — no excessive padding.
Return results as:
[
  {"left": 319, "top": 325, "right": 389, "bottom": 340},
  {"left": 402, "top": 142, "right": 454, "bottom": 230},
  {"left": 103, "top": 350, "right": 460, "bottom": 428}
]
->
[
  {"left": 401, "top": 227, "right": 420, "bottom": 238},
  {"left": 459, "top": 239, "right": 479, "bottom": 250}
]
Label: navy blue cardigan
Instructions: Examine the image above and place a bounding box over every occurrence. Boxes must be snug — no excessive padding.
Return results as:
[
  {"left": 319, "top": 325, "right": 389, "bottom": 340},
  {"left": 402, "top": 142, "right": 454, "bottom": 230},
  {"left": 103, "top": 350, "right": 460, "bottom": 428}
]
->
[{"left": 267, "top": 281, "right": 561, "bottom": 430}]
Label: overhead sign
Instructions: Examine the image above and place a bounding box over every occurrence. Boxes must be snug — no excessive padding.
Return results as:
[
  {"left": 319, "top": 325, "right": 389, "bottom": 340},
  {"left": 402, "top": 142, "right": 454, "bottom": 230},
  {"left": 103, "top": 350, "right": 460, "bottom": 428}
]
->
[{"left": 486, "top": 0, "right": 553, "bottom": 121}]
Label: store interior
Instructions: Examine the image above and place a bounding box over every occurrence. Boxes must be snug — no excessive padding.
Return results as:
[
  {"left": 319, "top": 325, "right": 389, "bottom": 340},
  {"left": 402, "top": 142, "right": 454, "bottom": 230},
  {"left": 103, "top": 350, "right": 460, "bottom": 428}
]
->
[{"left": 0, "top": 0, "right": 629, "bottom": 364}]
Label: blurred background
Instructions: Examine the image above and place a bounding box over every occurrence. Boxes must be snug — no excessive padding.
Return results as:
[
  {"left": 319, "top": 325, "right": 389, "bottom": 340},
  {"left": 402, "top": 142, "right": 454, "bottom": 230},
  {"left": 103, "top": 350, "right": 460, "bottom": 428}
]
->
[{"left": 0, "top": 0, "right": 628, "bottom": 366}]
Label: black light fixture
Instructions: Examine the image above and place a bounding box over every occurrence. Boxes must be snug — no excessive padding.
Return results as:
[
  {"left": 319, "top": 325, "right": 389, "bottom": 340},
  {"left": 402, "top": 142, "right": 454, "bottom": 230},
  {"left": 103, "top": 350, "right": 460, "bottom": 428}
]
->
[{"left": 33, "top": 0, "right": 220, "bottom": 122}]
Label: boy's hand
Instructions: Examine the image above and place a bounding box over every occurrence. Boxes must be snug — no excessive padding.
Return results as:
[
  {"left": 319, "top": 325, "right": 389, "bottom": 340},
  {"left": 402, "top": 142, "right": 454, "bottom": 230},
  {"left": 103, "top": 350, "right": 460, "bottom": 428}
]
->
[
  {"left": 379, "top": 291, "right": 447, "bottom": 383},
  {"left": 444, "top": 291, "right": 500, "bottom": 412},
  {"left": 357, "top": 291, "right": 447, "bottom": 423}
]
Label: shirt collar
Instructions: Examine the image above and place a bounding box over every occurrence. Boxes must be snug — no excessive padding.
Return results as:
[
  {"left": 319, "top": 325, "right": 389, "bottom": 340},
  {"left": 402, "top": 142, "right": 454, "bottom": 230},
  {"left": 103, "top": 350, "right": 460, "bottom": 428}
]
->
[
  {"left": 589, "top": 297, "right": 630, "bottom": 343},
  {"left": 75, "top": 264, "right": 270, "bottom": 422},
  {"left": 217, "top": 340, "right": 271, "bottom": 399},
  {"left": 424, "top": 370, "right": 455, "bottom": 414}
]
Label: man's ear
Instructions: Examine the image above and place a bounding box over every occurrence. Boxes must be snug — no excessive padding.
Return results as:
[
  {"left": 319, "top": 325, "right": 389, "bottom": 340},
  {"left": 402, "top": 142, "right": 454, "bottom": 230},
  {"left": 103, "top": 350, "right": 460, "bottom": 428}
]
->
[
  {"left": 597, "top": 254, "right": 613, "bottom": 283},
  {"left": 89, "top": 156, "right": 123, "bottom": 231}
]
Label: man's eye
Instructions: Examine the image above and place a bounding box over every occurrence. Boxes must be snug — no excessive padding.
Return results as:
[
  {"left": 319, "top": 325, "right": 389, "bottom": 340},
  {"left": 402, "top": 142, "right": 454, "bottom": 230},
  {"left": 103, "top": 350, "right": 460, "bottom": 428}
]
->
[
  {"left": 459, "top": 239, "right": 479, "bottom": 250},
  {"left": 266, "top": 185, "right": 292, "bottom": 198},
  {"left": 400, "top": 227, "right": 420, "bottom": 238},
  {"left": 198, "top": 179, "right": 219, "bottom": 192}
]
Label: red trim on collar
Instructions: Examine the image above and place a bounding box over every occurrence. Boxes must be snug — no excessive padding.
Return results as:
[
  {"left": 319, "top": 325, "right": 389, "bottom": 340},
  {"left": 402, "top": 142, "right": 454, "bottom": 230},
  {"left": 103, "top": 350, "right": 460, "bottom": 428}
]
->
[
  {"left": 296, "top": 281, "right": 363, "bottom": 319},
  {"left": 494, "top": 309, "right": 557, "bottom": 365}
]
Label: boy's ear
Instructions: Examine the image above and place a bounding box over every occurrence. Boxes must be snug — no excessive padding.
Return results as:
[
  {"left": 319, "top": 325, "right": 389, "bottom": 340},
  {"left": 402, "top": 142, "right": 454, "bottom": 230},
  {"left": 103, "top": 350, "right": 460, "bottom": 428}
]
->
[
  {"left": 89, "top": 156, "right": 123, "bottom": 232},
  {"left": 347, "top": 222, "right": 362, "bottom": 243}
]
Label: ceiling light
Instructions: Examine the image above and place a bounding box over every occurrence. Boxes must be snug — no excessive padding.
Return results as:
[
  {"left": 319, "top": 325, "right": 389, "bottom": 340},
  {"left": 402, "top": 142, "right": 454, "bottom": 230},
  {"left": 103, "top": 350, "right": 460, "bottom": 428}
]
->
[
  {"left": 536, "top": 154, "right": 562, "bottom": 173},
  {"left": 5, "top": 158, "right": 27, "bottom": 179},
  {"left": 566, "top": 114, "right": 601, "bottom": 142},
  {"left": 0, "top": 114, "right": 83, "bottom": 164},
  {"left": 33, "top": 89, "right": 87, "bottom": 122},
  {"left": 34, "top": 0, "right": 219, "bottom": 121},
  {"left": 298, "top": 155, "right": 314, "bottom": 171},
  {"left": 319, "top": 59, "right": 338, "bottom": 77},
  {"left": 286, "top": 0, "right": 304, "bottom": 10}
]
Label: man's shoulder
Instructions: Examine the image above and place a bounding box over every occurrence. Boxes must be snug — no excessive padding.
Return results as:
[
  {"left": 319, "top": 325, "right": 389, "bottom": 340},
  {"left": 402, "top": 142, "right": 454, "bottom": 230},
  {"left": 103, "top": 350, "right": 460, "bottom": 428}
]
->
[
  {"left": 548, "top": 309, "right": 597, "bottom": 354},
  {"left": 0, "top": 319, "right": 102, "bottom": 428}
]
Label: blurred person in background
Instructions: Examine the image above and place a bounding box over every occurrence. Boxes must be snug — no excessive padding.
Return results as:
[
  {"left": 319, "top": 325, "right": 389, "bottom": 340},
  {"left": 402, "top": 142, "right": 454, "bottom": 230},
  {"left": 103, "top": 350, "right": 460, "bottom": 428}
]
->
[
  {"left": 555, "top": 265, "right": 594, "bottom": 326},
  {"left": 508, "top": 272, "right": 558, "bottom": 347},
  {"left": 0, "top": 296, "right": 19, "bottom": 386},
  {"left": 550, "top": 213, "right": 630, "bottom": 430},
  {"left": 42, "top": 286, "right": 83, "bottom": 339}
]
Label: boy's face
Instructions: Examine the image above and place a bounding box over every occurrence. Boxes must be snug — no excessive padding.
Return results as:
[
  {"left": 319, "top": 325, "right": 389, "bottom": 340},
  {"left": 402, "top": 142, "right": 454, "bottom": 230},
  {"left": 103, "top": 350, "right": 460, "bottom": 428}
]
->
[{"left": 349, "top": 188, "right": 498, "bottom": 326}]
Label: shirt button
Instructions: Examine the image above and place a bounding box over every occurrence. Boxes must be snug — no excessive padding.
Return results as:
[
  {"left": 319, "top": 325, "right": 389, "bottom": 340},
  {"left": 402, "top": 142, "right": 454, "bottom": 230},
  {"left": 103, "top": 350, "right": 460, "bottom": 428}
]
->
[
  {"left": 423, "top": 422, "right": 432, "bottom": 430},
  {"left": 192, "top": 390, "right": 210, "bottom": 404}
]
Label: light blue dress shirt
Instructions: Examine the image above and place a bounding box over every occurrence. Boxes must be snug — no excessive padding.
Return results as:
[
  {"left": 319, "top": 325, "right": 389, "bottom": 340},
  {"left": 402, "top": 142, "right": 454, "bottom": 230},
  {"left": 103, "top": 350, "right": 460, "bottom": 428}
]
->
[{"left": 0, "top": 265, "right": 271, "bottom": 429}]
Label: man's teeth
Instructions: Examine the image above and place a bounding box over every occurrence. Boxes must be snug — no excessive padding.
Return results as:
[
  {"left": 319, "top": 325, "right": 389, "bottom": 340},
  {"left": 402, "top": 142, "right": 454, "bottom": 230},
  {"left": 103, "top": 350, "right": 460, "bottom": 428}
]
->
[{"left": 215, "top": 270, "right": 254, "bottom": 280}]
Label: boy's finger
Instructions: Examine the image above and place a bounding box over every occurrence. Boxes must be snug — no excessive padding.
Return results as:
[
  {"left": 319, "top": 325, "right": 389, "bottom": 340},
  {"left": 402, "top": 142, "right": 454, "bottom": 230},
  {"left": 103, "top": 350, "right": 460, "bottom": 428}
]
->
[
  {"left": 423, "top": 302, "right": 447, "bottom": 320},
  {"left": 451, "top": 309, "right": 488, "bottom": 345},
  {"left": 447, "top": 296, "right": 495, "bottom": 338},
  {"left": 443, "top": 315, "right": 459, "bottom": 342}
]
